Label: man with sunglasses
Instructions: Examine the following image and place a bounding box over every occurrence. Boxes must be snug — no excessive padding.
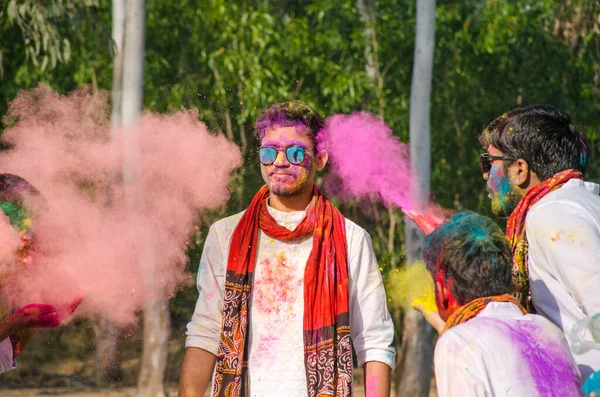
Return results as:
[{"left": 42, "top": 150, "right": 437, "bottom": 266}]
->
[
  {"left": 179, "top": 101, "right": 395, "bottom": 397},
  {"left": 478, "top": 105, "right": 600, "bottom": 379}
]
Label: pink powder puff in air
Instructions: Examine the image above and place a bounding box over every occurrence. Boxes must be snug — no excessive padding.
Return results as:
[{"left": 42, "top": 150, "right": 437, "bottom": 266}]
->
[
  {"left": 0, "top": 84, "right": 241, "bottom": 325},
  {"left": 318, "top": 112, "right": 446, "bottom": 233}
]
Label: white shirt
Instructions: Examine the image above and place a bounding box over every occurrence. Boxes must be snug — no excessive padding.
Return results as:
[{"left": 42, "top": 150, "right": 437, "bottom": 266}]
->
[
  {"left": 186, "top": 204, "right": 395, "bottom": 397},
  {"left": 434, "top": 302, "right": 581, "bottom": 397},
  {"left": 526, "top": 179, "right": 600, "bottom": 378},
  {"left": 0, "top": 337, "right": 16, "bottom": 374}
]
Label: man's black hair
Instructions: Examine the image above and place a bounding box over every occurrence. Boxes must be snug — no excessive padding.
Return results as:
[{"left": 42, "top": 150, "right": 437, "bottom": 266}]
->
[{"left": 479, "top": 105, "right": 589, "bottom": 180}]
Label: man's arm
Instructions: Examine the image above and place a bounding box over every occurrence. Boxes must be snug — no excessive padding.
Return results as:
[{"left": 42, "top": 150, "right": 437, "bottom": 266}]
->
[
  {"left": 363, "top": 361, "right": 390, "bottom": 397},
  {"left": 179, "top": 347, "right": 217, "bottom": 397},
  {"left": 412, "top": 303, "right": 445, "bottom": 334},
  {"left": 346, "top": 226, "right": 395, "bottom": 372}
]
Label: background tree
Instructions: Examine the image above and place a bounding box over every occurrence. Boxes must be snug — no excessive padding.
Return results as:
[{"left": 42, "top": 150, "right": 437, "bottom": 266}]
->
[{"left": 397, "top": 1, "right": 436, "bottom": 396}]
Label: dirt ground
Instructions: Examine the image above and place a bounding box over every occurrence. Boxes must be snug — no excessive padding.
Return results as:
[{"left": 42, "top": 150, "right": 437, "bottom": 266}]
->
[{"left": 0, "top": 381, "right": 438, "bottom": 397}]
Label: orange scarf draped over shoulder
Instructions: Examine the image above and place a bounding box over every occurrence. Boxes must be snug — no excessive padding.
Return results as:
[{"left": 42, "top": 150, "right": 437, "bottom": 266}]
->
[{"left": 441, "top": 294, "right": 526, "bottom": 335}]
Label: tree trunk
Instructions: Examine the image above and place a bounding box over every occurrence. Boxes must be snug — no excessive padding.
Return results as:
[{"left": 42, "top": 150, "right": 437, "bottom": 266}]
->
[
  {"left": 397, "top": 0, "right": 436, "bottom": 396},
  {"left": 94, "top": 317, "right": 123, "bottom": 384},
  {"left": 116, "top": 1, "right": 169, "bottom": 396},
  {"left": 137, "top": 287, "right": 171, "bottom": 397},
  {"left": 93, "top": 0, "right": 127, "bottom": 384}
]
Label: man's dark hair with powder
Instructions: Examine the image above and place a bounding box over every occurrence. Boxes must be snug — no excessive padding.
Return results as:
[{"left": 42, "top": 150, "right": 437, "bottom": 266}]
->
[
  {"left": 0, "top": 173, "right": 40, "bottom": 204},
  {"left": 254, "top": 101, "right": 324, "bottom": 148},
  {"left": 423, "top": 211, "right": 512, "bottom": 305},
  {"left": 479, "top": 105, "right": 589, "bottom": 181}
]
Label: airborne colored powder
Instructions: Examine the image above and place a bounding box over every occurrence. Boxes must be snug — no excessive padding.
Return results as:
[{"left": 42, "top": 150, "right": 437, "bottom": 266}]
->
[
  {"left": 318, "top": 112, "right": 412, "bottom": 208},
  {"left": 318, "top": 112, "right": 443, "bottom": 311},
  {"left": 385, "top": 261, "right": 436, "bottom": 313},
  {"left": 318, "top": 112, "right": 446, "bottom": 228},
  {"left": 0, "top": 85, "right": 241, "bottom": 325}
]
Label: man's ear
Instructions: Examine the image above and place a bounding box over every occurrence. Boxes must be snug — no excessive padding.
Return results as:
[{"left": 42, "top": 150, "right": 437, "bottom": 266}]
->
[
  {"left": 512, "top": 158, "right": 532, "bottom": 187},
  {"left": 435, "top": 279, "right": 450, "bottom": 311},
  {"left": 315, "top": 149, "right": 328, "bottom": 171}
]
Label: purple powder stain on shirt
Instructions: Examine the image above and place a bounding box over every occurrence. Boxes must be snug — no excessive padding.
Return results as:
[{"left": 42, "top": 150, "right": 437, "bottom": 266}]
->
[{"left": 504, "top": 320, "right": 580, "bottom": 396}]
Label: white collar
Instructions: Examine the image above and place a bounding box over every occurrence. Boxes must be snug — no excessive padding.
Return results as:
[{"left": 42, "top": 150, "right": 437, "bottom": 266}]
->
[{"left": 266, "top": 200, "right": 308, "bottom": 230}]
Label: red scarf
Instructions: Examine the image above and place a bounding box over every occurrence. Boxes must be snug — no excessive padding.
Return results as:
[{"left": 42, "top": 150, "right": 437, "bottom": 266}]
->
[
  {"left": 212, "top": 185, "right": 352, "bottom": 397},
  {"left": 506, "top": 169, "right": 582, "bottom": 312}
]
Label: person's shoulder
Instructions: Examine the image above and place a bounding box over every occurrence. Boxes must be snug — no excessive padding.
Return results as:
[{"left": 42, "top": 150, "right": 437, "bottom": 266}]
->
[
  {"left": 435, "top": 325, "right": 474, "bottom": 356},
  {"left": 526, "top": 187, "right": 600, "bottom": 237},
  {"left": 210, "top": 210, "right": 246, "bottom": 236},
  {"left": 530, "top": 180, "right": 600, "bottom": 217},
  {"left": 344, "top": 217, "right": 371, "bottom": 241},
  {"left": 523, "top": 313, "right": 568, "bottom": 341},
  {"left": 440, "top": 315, "right": 511, "bottom": 350}
]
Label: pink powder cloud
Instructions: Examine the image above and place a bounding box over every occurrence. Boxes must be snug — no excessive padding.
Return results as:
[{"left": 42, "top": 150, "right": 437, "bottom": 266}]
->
[
  {"left": 0, "top": 85, "right": 241, "bottom": 325},
  {"left": 318, "top": 112, "right": 448, "bottom": 232},
  {"left": 319, "top": 112, "right": 413, "bottom": 209}
]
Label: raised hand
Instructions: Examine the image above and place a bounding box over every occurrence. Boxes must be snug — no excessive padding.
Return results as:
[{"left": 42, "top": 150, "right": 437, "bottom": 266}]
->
[
  {"left": 12, "top": 296, "right": 83, "bottom": 329},
  {"left": 412, "top": 303, "right": 446, "bottom": 334},
  {"left": 13, "top": 304, "right": 61, "bottom": 328}
]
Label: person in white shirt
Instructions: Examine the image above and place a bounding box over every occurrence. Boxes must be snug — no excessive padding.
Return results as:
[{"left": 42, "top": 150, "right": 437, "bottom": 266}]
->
[
  {"left": 479, "top": 105, "right": 600, "bottom": 378},
  {"left": 178, "top": 101, "right": 395, "bottom": 397},
  {"left": 421, "top": 211, "right": 581, "bottom": 397},
  {"left": 0, "top": 174, "right": 81, "bottom": 375}
]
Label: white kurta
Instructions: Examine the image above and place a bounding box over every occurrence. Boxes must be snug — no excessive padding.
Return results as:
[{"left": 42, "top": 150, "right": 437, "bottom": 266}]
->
[
  {"left": 186, "top": 204, "right": 395, "bottom": 397},
  {"left": 0, "top": 337, "right": 16, "bottom": 374},
  {"left": 526, "top": 179, "right": 600, "bottom": 378},
  {"left": 434, "top": 302, "right": 581, "bottom": 397}
]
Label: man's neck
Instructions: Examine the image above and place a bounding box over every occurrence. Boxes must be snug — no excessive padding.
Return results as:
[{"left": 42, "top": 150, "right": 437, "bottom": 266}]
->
[{"left": 268, "top": 185, "right": 314, "bottom": 212}]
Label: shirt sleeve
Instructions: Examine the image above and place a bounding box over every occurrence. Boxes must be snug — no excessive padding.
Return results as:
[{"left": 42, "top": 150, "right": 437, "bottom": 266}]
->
[
  {"left": 434, "top": 332, "right": 489, "bottom": 397},
  {"left": 185, "top": 223, "right": 226, "bottom": 355},
  {"left": 0, "top": 337, "right": 16, "bottom": 374},
  {"left": 527, "top": 202, "right": 600, "bottom": 317},
  {"left": 347, "top": 225, "right": 396, "bottom": 369}
]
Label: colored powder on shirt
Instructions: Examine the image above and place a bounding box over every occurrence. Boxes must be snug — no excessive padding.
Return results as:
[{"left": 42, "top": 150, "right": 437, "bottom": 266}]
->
[
  {"left": 0, "top": 84, "right": 241, "bottom": 325},
  {"left": 253, "top": 252, "right": 302, "bottom": 316},
  {"left": 504, "top": 320, "right": 580, "bottom": 396},
  {"left": 385, "top": 261, "right": 436, "bottom": 313}
]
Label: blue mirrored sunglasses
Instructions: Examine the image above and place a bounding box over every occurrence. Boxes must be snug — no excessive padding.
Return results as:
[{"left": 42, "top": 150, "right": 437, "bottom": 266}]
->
[{"left": 259, "top": 146, "right": 306, "bottom": 165}]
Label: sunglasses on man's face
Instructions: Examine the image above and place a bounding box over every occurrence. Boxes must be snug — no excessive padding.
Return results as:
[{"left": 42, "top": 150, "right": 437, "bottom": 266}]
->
[
  {"left": 479, "top": 153, "right": 518, "bottom": 174},
  {"left": 259, "top": 145, "right": 307, "bottom": 166}
]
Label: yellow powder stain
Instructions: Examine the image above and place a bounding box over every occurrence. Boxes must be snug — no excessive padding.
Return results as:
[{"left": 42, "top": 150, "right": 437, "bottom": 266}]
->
[{"left": 385, "top": 261, "right": 437, "bottom": 313}]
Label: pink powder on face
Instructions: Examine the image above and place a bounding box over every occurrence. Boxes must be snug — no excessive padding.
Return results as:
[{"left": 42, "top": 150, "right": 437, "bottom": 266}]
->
[
  {"left": 0, "top": 85, "right": 241, "bottom": 325},
  {"left": 318, "top": 112, "right": 448, "bottom": 227}
]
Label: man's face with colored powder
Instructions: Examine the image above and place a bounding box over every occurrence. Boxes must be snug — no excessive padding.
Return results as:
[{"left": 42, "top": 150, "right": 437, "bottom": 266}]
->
[
  {"left": 484, "top": 145, "right": 523, "bottom": 217},
  {"left": 260, "top": 126, "right": 322, "bottom": 197}
]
